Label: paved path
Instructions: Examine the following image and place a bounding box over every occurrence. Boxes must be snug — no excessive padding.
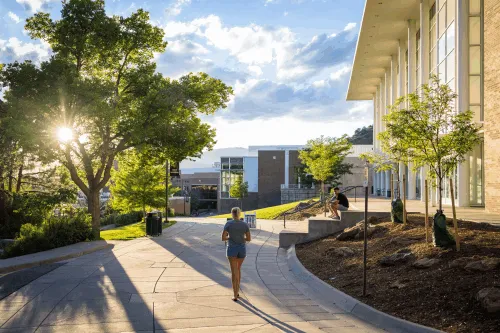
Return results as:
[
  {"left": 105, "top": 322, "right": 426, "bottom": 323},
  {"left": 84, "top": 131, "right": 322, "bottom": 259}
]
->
[{"left": 0, "top": 218, "right": 383, "bottom": 333}]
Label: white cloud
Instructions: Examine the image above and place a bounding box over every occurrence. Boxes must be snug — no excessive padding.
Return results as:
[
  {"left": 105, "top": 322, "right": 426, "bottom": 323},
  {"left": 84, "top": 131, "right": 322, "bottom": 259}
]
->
[
  {"left": 164, "top": 15, "right": 296, "bottom": 66},
  {"left": 330, "top": 65, "right": 351, "bottom": 81},
  {"left": 205, "top": 116, "right": 371, "bottom": 148},
  {"left": 168, "top": 40, "right": 209, "bottom": 55},
  {"left": 248, "top": 65, "right": 263, "bottom": 77},
  {"left": 166, "top": 0, "right": 192, "bottom": 16},
  {"left": 8, "top": 12, "right": 21, "bottom": 24},
  {"left": 16, "top": 0, "right": 56, "bottom": 13},
  {"left": 284, "top": 11, "right": 289, "bottom": 16},
  {"left": 0, "top": 37, "right": 51, "bottom": 64},
  {"left": 264, "top": 0, "right": 278, "bottom": 6},
  {"left": 344, "top": 22, "right": 357, "bottom": 31}
]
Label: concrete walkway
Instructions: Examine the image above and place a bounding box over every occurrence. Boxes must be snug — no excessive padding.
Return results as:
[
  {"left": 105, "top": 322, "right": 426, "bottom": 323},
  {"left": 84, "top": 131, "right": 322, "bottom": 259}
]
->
[{"left": 0, "top": 218, "right": 383, "bottom": 333}]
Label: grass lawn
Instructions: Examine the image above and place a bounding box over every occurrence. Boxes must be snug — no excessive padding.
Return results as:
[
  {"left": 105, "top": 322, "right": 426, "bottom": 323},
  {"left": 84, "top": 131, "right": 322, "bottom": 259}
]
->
[
  {"left": 214, "top": 199, "right": 315, "bottom": 220},
  {"left": 100, "top": 220, "right": 176, "bottom": 240}
]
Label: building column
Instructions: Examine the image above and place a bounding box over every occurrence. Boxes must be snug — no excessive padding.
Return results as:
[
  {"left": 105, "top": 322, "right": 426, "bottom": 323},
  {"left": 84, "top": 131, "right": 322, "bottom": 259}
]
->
[
  {"left": 420, "top": 166, "right": 427, "bottom": 202},
  {"left": 391, "top": 55, "right": 398, "bottom": 103},
  {"left": 420, "top": 0, "right": 430, "bottom": 87},
  {"left": 398, "top": 39, "right": 405, "bottom": 100},
  {"left": 408, "top": 163, "right": 417, "bottom": 200},
  {"left": 457, "top": 0, "right": 470, "bottom": 207},
  {"left": 398, "top": 162, "right": 405, "bottom": 198},
  {"left": 385, "top": 170, "right": 391, "bottom": 197},
  {"left": 408, "top": 19, "right": 417, "bottom": 93}
]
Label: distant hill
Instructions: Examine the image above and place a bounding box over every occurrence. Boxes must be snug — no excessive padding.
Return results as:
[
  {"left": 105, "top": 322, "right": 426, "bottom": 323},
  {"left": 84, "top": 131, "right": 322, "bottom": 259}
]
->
[
  {"left": 180, "top": 147, "right": 250, "bottom": 169},
  {"left": 349, "top": 125, "right": 373, "bottom": 145}
]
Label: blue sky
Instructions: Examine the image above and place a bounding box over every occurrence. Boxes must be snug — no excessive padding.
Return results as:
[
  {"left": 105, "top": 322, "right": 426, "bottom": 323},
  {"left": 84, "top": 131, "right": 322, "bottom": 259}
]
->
[{"left": 0, "top": 0, "right": 372, "bottom": 149}]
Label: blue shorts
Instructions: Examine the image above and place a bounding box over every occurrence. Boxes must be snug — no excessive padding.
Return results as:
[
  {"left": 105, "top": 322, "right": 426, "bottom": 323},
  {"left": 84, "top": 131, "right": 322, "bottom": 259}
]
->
[{"left": 227, "top": 244, "right": 246, "bottom": 258}]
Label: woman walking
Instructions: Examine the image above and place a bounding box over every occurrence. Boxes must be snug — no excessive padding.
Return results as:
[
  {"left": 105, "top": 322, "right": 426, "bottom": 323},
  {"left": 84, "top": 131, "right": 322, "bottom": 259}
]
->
[{"left": 221, "top": 207, "right": 251, "bottom": 301}]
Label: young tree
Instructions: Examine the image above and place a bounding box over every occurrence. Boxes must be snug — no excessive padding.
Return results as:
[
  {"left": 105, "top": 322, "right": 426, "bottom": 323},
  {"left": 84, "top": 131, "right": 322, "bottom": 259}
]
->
[
  {"left": 110, "top": 149, "right": 179, "bottom": 219},
  {"left": 299, "top": 135, "right": 352, "bottom": 198},
  {"left": 229, "top": 176, "right": 249, "bottom": 211},
  {"left": 383, "top": 76, "right": 482, "bottom": 246},
  {"left": 0, "top": 0, "right": 232, "bottom": 238}
]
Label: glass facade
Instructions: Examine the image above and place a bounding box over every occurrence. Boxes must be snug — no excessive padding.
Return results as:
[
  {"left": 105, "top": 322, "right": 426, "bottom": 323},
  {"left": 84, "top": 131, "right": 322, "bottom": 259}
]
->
[
  {"left": 220, "top": 157, "right": 244, "bottom": 199},
  {"left": 435, "top": 0, "right": 456, "bottom": 96}
]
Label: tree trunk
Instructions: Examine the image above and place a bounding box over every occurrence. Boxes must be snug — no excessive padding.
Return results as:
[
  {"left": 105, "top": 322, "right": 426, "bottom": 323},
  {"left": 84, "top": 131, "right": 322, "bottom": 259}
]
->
[
  {"left": 438, "top": 177, "right": 443, "bottom": 212},
  {"left": 87, "top": 190, "right": 101, "bottom": 239},
  {"left": 165, "top": 160, "right": 169, "bottom": 222},
  {"left": 15, "top": 164, "right": 23, "bottom": 192},
  {"left": 7, "top": 168, "right": 13, "bottom": 192}
]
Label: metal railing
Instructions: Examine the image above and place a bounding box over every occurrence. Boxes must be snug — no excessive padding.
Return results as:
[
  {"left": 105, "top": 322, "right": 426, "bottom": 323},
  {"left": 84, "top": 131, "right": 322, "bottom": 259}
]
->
[
  {"left": 282, "top": 200, "right": 321, "bottom": 229},
  {"left": 280, "top": 184, "right": 316, "bottom": 189}
]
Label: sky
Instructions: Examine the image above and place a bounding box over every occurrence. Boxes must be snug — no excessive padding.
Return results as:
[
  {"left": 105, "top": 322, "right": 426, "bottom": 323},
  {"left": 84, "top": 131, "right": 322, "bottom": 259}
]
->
[{"left": 0, "top": 0, "right": 372, "bottom": 149}]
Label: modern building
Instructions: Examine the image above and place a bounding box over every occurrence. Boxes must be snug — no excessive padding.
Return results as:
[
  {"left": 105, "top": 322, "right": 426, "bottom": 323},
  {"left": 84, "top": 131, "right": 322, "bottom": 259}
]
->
[
  {"left": 171, "top": 168, "right": 219, "bottom": 211},
  {"left": 218, "top": 145, "right": 373, "bottom": 213},
  {"left": 346, "top": 0, "right": 500, "bottom": 212}
]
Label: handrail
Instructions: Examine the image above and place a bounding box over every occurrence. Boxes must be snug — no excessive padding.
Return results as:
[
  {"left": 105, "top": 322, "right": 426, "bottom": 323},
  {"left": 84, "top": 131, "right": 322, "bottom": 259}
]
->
[{"left": 282, "top": 200, "right": 322, "bottom": 229}]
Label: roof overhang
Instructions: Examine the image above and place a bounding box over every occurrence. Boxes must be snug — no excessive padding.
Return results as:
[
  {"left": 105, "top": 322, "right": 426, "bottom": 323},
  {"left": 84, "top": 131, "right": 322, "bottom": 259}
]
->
[{"left": 346, "top": 0, "right": 420, "bottom": 101}]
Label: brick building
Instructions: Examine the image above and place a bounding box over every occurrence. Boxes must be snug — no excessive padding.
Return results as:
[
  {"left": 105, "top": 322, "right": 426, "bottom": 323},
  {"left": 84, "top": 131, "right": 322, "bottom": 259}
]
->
[{"left": 347, "top": 0, "right": 498, "bottom": 212}]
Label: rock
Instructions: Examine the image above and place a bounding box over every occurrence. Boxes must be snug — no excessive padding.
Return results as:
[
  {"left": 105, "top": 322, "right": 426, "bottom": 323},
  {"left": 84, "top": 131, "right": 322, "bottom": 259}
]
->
[
  {"left": 390, "top": 280, "right": 407, "bottom": 289},
  {"left": 413, "top": 258, "right": 441, "bottom": 269},
  {"left": 336, "top": 226, "right": 360, "bottom": 241},
  {"left": 331, "top": 247, "right": 357, "bottom": 257},
  {"left": 465, "top": 258, "right": 500, "bottom": 272},
  {"left": 379, "top": 252, "right": 415, "bottom": 266},
  {"left": 355, "top": 225, "right": 379, "bottom": 240},
  {"left": 477, "top": 287, "right": 500, "bottom": 313},
  {"left": 368, "top": 216, "right": 379, "bottom": 224},
  {"left": 449, "top": 257, "right": 470, "bottom": 269}
]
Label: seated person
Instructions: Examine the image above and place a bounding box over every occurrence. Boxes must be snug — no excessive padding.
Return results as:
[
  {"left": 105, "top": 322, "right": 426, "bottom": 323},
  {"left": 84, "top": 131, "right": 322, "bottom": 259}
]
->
[{"left": 328, "top": 187, "right": 349, "bottom": 220}]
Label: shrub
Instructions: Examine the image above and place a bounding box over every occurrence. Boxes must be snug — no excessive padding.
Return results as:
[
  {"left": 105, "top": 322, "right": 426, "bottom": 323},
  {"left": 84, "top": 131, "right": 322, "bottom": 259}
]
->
[
  {"left": 4, "top": 212, "right": 93, "bottom": 258},
  {"left": 100, "top": 211, "right": 143, "bottom": 227}
]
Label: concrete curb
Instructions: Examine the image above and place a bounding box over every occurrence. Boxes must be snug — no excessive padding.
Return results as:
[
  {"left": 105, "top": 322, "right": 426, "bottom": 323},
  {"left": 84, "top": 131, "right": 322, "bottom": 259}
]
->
[
  {"left": 286, "top": 245, "right": 444, "bottom": 333},
  {"left": 0, "top": 241, "right": 114, "bottom": 274}
]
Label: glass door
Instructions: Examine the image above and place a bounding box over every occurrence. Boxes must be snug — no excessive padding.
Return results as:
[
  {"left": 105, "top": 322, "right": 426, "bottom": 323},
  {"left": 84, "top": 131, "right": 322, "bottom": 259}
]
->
[{"left": 469, "top": 142, "right": 484, "bottom": 206}]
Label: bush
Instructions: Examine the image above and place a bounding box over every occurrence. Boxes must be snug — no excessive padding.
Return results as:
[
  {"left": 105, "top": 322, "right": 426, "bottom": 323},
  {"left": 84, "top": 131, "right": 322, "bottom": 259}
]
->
[
  {"left": 100, "top": 211, "right": 143, "bottom": 227},
  {"left": 4, "top": 212, "right": 93, "bottom": 258}
]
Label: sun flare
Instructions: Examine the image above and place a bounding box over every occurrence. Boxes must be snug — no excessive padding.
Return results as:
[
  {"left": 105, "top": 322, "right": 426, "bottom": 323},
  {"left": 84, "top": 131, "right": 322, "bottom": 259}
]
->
[{"left": 57, "top": 127, "right": 73, "bottom": 143}]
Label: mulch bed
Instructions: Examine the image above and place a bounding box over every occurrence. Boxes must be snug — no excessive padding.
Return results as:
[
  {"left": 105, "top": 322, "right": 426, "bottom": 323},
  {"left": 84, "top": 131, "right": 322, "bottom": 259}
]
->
[
  {"left": 296, "top": 214, "right": 500, "bottom": 333},
  {"left": 276, "top": 201, "right": 327, "bottom": 221}
]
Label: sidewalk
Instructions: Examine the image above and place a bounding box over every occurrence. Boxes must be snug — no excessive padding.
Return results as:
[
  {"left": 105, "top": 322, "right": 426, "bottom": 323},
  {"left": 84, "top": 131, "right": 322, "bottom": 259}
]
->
[{"left": 354, "top": 196, "right": 500, "bottom": 227}]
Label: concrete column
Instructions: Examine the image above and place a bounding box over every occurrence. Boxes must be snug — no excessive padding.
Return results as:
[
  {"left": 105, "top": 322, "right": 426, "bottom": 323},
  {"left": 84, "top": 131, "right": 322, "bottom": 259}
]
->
[
  {"left": 408, "top": 163, "right": 417, "bottom": 200},
  {"left": 384, "top": 69, "right": 389, "bottom": 120},
  {"left": 391, "top": 55, "right": 398, "bottom": 103},
  {"left": 408, "top": 19, "right": 417, "bottom": 93},
  {"left": 420, "top": 0, "right": 430, "bottom": 86},
  {"left": 284, "top": 150, "right": 290, "bottom": 186},
  {"left": 457, "top": 0, "right": 470, "bottom": 207},
  {"left": 385, "top": 170, "right": 391, "bottom": 197},
  {"left": 398, "top": 39, "right": 405, "bottom": 99},
  {"left": 398, "top": 162, "right": 405, "bottom": 198}
]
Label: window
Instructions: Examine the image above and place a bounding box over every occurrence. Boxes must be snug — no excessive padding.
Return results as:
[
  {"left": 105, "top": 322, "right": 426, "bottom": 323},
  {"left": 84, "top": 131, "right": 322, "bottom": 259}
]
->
[
  {"left": 468, "top": 0, "right": 483, "bottom": 121},
  {"left": 429, "top": 3, "right": 437, "bottom": 75},
  {"left": 220, "top": 157, "right": 245, "bottom": 199}
]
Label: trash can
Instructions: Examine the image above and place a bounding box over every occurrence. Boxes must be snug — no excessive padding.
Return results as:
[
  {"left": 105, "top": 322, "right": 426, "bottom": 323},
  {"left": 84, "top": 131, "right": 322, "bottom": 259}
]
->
[
  {"left": 146, "top": 213, "right": 154, "bottom": 236},
  {"left": 157, "top": 212, "right": 163, "bottom": 235}
]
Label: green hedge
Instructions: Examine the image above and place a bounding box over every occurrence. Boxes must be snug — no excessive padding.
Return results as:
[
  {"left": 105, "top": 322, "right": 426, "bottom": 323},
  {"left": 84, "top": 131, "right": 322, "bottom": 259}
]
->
[
  {"left": 4, "top": 212, "right": 94, "bottom": 258},
  {"left": 100, "top": 211, "right": 143, "bottom": 227}
]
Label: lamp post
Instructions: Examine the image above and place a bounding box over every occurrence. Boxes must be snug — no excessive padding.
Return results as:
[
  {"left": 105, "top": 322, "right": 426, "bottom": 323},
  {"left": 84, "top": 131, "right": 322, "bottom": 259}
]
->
[{"left": 363, "top": 160, "right": 369, "bottom": 297}]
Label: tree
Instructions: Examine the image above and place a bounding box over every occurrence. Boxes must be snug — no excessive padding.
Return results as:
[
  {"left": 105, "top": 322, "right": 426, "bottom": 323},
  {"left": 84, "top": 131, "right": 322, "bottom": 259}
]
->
[
  {"left": 229, "top": 176, "right": 249, "bottom": 210},
  {"left": 110, "top": 149, "right": 178, "bottom": 219},
  {"left": 0, "top": 0, "right": 232, "bottom": 238},
  {"left": 381, "top": 76, "right": 482, "bottom": 246},
  {"left": 299, "top": 135, "right": 353, "bottom": 198},
  {"left": 349, "top": 125, "right": 373, "bottom": 145}
]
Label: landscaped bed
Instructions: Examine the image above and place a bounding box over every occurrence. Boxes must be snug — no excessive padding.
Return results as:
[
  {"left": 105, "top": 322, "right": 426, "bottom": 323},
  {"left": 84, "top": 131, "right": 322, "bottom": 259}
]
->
[
  {"left": 100, "top": 220, "right": 176, "bottom": 240},
  {"left": 296, "top": 214, "right": 500, "bottom": 333}
]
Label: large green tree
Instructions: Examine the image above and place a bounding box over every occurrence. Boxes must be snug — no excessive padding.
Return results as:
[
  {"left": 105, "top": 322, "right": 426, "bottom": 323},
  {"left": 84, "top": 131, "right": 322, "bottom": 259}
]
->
[
  {"left": 299, "top": 135, "right": 352, "bottom": 197},
  {"left": 0, "top": 0, "right": 232, "bottom": 237},
  {"left": 110, "top": 149, "right": 179, "bottom": 218}
]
